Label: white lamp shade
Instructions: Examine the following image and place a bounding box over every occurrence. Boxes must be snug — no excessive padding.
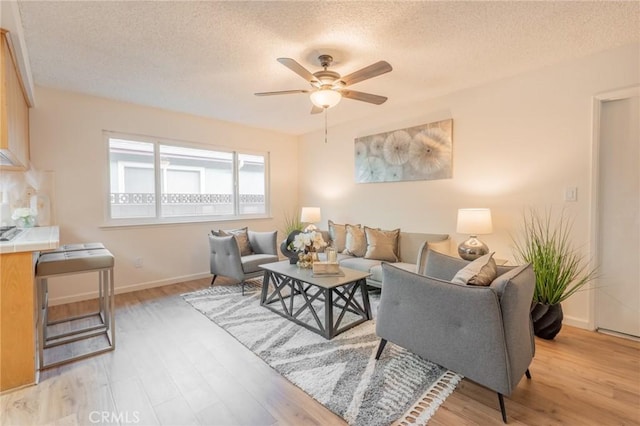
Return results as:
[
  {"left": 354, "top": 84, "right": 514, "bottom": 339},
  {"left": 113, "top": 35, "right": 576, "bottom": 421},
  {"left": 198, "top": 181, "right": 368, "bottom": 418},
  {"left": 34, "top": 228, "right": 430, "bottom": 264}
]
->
[
  {"left": 456, "top": 208, "right": 493, "bottom": 235},
  {"left": 300, "top": 207, "right": 321, "bottom": 223},
  {"left": 310, "top": 89, "right": 341, "bottom": 109}
]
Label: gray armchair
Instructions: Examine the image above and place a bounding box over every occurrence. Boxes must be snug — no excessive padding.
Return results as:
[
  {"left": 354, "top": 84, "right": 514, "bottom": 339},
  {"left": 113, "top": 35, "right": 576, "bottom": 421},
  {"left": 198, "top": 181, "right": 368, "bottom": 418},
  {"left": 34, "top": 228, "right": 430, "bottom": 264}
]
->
[
  {"left": 209, "top": 230, "right": 279, "bottom": 295},
  {"left": 375, "top": 248, "right": 535, "bottom": 423}
]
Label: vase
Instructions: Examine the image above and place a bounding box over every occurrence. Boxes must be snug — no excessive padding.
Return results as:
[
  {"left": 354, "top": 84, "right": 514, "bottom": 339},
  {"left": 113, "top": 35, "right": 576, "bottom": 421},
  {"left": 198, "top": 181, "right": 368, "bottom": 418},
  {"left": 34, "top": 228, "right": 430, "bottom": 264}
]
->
[
  {"left": 297, "top": 252, "right": 316, "bottom": 269},
  {"left": 31, "top": 194, "right": 51, "bottom": 226},
  {"left": 16, "top": 216, "right": 36, "bottom": 228},
  {"left": 281, "top": 230, "right": 302, "bottom": 264},
  {"left": 531, "top": 302, "right": 563, "bottom": 340}
]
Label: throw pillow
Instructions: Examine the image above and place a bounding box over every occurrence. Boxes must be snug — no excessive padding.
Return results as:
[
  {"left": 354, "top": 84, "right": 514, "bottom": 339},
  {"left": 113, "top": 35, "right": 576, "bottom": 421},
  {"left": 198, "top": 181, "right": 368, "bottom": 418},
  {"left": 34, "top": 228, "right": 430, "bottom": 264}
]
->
[
  {"left": 451, "top": 252, "right": 497, "bottom": 286},
  {"left": 490, "top": 264, "right": 530, "bottom": 299},
  {"left": 343, "top": 224, "right": 367, "bottom": 257},
  {"left": 218, "top": 227, "right": 254, "bottom": 256},
  {"left": 328, "top": 220, "right": 350, "bottom": 252},
  {"left": 427, "top": 239, "right": 451, "bottom": 255},
  {"left": 364, "top": 226, "right": 400, "bottom": 262}
]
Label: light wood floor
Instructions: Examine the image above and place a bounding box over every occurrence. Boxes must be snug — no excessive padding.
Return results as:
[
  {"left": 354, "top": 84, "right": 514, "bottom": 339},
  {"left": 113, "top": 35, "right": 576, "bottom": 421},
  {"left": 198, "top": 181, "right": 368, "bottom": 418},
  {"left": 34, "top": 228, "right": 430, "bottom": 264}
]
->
[{"left": 1, "top": 278, "right": 638, "bottom": 426}]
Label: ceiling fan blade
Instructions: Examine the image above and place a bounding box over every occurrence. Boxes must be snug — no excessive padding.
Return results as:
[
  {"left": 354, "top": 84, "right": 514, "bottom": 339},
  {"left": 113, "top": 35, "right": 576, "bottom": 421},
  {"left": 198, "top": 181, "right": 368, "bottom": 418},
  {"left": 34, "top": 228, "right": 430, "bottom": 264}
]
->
[
  {"left": 254, "top": 89, "right": 310, "bottom": 96},
  {"left": 341, "top": 90, "right": 388, "bottom": 105},
  {"left": 310, "top": 105, "right": 324, "bottom": 114},
  {"left": 340, "top": 61, "right": 392, "bottom": 86},
  {"left": 277, "top": 58, "right": 319, "bottom": 83}
]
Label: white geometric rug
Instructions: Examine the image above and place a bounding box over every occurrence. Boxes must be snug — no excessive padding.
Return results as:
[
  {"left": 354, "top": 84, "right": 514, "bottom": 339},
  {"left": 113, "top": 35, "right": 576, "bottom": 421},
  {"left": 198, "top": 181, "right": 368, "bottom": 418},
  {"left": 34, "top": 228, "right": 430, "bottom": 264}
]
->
[{"left": 182, "top": 281, "right": 461, "bottom": 426}]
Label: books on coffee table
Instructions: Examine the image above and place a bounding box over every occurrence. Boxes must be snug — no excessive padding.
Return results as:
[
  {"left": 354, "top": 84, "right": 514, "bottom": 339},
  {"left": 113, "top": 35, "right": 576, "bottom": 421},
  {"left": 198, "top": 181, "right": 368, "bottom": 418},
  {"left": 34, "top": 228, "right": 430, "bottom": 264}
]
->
[{"left": 312, "top": 261, "right": 344, "bottom": 277}]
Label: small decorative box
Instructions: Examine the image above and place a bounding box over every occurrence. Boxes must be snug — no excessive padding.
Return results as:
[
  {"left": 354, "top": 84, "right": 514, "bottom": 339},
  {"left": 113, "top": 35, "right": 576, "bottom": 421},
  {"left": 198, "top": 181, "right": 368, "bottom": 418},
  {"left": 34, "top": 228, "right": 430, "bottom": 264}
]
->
[{"left": 312, "top": 261, "right": 341, "bottom": 275}]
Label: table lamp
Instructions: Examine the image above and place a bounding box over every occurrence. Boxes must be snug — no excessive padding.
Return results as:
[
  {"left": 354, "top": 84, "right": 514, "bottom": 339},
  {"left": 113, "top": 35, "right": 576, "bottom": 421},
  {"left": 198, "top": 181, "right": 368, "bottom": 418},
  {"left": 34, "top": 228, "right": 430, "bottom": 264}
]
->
[
  {"left": 456, "top": 208, "right": 493, "bottom": 261},
  {"left": 301, "top": 207, "right": 321, "bottom": 232}
]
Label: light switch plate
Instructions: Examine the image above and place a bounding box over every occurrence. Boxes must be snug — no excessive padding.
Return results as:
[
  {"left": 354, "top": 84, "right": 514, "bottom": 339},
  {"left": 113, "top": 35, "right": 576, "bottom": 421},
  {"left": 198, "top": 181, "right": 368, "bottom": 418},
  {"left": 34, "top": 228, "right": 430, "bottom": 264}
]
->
[{"left": 565, "top": 186, "right": 578, "bottom": 202}]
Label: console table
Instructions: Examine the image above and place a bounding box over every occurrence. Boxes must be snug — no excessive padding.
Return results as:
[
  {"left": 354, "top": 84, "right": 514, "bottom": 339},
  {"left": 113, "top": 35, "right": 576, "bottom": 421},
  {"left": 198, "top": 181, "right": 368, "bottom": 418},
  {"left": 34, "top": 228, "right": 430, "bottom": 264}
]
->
[{"left": 259, "top": 261, "right": 371, "bottom": 339}]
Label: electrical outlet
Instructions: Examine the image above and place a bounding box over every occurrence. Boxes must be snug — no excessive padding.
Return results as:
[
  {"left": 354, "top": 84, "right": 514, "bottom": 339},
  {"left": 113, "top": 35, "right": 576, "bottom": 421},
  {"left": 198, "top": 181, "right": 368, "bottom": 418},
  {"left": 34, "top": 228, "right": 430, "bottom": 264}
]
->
[
  {"left": 134, "top": 257, "right": 143, "bottom": 268},
  {"left": 565, "top": 187, "right": 578, "bottom": 202},
  {"left": 25, "top": 186, "right": 36, "bottom": 199}
]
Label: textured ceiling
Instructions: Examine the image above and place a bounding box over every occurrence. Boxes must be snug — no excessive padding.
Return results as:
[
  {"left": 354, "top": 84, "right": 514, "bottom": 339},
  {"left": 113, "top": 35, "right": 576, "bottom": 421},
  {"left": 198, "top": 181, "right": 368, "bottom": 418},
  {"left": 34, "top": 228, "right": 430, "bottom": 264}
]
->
[{"left": 16, "top": 1, "right": 640, "bottom": 135}]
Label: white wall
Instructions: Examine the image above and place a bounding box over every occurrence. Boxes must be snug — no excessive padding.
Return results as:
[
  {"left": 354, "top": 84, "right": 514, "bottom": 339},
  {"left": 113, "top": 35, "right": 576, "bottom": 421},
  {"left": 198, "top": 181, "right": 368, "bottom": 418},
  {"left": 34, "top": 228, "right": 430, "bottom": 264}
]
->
[
  {"left": 29, "top": 87, "right": 299, "bottom": 304},
  {"left": 298, "top": 43, "right": 640, "bottom": 329}
]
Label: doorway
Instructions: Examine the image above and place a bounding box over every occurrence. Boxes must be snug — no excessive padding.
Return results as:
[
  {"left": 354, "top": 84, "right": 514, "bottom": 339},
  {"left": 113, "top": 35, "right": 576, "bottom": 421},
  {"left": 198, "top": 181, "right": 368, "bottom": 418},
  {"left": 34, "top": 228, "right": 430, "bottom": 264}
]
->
[{"left": 594, "top": 88, "right": 640, "bottom": 338}]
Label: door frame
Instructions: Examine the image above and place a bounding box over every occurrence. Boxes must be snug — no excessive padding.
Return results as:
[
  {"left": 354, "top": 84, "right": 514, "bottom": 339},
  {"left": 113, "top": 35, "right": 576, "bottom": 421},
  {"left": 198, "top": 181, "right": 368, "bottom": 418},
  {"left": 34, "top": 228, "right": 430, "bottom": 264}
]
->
[{"left": 589, "top": 85, "right": 640, "bottom": 331}]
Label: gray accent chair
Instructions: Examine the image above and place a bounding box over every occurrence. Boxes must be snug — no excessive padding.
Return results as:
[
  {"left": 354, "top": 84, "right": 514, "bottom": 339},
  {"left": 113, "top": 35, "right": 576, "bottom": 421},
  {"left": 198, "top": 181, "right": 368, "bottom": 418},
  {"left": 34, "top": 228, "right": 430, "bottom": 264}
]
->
[
  {"left": 375, "top": 249, "right": 535, "bottom": 423},
  {"left": 209, "top": 230, "right": 279, "bottom": 295}
]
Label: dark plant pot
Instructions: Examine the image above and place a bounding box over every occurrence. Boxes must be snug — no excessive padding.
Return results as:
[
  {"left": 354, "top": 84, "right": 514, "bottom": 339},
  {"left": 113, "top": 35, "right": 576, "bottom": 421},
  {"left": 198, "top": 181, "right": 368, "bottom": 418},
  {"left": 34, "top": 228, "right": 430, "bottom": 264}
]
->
[
  {"left": 530, "top": 302, "right": 563, "bottom": 340},
  {"left": 280, "top": 230, "right": 302, "bottom": 264}
]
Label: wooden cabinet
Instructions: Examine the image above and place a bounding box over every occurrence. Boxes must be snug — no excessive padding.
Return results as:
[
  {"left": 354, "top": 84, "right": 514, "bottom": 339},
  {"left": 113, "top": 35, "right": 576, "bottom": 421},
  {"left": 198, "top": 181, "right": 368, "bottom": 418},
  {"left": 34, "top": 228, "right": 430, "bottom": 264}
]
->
[
  {"left": 0, "top": 251, "right": 36, "bottom": 391},
  {"left": 0, "top": 29, "right": 30, "bottom": 170}
]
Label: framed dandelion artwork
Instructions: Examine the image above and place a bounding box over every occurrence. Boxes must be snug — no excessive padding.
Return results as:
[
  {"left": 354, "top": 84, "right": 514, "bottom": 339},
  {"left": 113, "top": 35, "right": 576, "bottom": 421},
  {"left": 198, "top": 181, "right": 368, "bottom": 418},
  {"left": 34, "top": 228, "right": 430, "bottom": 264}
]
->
[{"left": 354, "top": 119, "right": 453, "bottom": 183}]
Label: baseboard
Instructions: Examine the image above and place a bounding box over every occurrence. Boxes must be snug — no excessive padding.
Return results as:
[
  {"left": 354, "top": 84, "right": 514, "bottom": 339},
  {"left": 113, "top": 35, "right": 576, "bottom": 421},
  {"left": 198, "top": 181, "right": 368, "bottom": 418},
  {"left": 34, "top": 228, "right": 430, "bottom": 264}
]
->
[
  {"left": 48, "top": 272, "right": 212, "bottom": 306},
  {"left": 0, "top": 381, "right": 35, "bottom": 396},
  {"left": 597, "top": 328, "right": 640, "bottom": 342},
  {"left": 562, "top": 315, "right": 593, "bottom": 331}
]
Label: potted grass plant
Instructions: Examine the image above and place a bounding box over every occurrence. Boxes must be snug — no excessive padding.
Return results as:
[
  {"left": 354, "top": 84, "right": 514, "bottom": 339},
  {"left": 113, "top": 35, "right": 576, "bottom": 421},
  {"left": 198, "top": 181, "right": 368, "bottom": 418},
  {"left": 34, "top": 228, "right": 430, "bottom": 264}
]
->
[
  {"left": 513, "top": 209, "right": 597, "bottom": 339},
  {"left": 282, "top": 208, "right": 304, "bottom": 236}
]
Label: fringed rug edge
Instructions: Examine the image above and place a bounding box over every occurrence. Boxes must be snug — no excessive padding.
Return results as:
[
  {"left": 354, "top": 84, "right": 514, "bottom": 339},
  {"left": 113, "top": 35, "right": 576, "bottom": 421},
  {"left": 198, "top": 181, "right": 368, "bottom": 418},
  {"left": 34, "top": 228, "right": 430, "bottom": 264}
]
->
[{"left": 393, "top": 370, "right": 463, "bottom": 425}]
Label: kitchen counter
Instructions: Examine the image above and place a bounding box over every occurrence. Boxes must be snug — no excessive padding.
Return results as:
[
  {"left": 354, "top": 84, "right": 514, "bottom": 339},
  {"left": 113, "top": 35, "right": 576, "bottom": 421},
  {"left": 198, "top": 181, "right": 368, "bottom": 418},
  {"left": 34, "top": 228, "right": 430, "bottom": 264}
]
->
[
  {"left": 0, "top": 225, "right": 59, "bottom": 392},
  {"left": 0, "top": 225, "right": 59, "bottom": 254}
]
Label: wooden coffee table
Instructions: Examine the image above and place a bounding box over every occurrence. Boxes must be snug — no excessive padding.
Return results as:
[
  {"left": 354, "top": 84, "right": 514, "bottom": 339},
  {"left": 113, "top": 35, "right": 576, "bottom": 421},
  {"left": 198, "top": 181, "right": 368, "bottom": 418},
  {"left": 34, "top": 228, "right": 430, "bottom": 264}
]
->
[{"left": 259, "top": 261, "right": 372, "bottom": 339}]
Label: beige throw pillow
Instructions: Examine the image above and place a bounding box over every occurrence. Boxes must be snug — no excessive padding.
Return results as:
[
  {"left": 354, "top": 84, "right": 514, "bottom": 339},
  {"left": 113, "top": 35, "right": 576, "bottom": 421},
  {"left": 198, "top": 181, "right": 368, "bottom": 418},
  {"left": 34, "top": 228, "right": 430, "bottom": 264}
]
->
[
  {"left": 364, "top": 227, "right": 400, "bottom": 262},
  {"left": 328, "top": 220, "right": 349, "bottom": 252},
  {"left": 451, "top": 252, "right": 497, "bottom": 286},
  {"left": 218, "top": 227, "right": 254, "bottom": 256},
  {"left": 343, "top": 224, "right": 367, "bottom": 257},
  {"left": 427, "top": 239, "right": 451, "bottom": 255}
]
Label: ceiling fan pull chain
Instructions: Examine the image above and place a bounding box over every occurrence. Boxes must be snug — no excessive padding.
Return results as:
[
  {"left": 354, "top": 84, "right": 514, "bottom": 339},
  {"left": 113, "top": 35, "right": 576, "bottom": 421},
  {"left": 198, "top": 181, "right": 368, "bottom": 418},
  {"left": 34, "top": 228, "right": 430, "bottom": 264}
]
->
[{"left": 324, "top": 108, "right": 328, "bottom": 143}]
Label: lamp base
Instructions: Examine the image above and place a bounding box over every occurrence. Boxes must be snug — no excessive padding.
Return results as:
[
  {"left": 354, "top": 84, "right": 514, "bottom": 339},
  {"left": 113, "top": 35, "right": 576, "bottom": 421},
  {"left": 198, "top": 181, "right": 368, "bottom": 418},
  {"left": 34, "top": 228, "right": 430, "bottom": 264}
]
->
[{"left": 458, "top": 236, "right": 489, "bottom": 261}]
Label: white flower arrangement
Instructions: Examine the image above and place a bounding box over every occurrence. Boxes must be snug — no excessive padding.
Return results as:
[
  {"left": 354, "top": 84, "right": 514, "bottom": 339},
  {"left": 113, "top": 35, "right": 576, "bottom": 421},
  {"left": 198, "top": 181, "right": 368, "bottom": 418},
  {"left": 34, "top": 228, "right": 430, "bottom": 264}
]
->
[
  {"left": 11, "top": 207, "right": 36, "bottom": 220},
  {"left": 292, "top": 230, "right": 327, "bottom": 252}
]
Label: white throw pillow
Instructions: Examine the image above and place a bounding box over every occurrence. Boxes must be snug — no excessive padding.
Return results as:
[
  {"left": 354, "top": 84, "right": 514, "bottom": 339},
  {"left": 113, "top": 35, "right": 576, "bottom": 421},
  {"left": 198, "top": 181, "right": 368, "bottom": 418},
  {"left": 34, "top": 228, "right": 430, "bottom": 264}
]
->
[
  {"left": 328, "top": 220, "right": 359, "bottom": 253},
  {"left": 343, "top": 224, "right": 367, "bottom": 257}
]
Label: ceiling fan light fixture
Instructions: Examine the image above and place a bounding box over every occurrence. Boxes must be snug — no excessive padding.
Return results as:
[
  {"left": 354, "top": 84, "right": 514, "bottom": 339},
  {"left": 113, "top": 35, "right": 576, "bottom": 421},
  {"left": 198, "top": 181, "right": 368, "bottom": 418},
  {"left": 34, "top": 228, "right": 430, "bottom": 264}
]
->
[
  {"left": 256, "top": 56, "right": 392, "bottom": 114},
  {"left": 310, "top": 89, "right": 342, "bottom": 109}
]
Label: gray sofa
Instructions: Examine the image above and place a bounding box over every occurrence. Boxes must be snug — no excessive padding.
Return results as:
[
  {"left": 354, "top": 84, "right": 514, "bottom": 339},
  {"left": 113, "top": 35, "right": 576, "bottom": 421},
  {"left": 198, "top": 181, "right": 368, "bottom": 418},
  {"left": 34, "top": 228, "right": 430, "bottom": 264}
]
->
[
  {"left": 318, "top": 230, "right": 450, "bottom": 288},
  {"left": 375, "top": 249, "right": 536, "bottom": 422}
]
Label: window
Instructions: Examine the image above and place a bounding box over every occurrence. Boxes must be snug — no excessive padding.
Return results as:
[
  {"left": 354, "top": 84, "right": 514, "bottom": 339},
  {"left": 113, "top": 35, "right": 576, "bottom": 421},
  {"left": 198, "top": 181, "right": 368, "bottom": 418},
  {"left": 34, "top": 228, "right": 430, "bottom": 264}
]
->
[{"left": 107, "top": 133, "right": 268, "bottom": 223}]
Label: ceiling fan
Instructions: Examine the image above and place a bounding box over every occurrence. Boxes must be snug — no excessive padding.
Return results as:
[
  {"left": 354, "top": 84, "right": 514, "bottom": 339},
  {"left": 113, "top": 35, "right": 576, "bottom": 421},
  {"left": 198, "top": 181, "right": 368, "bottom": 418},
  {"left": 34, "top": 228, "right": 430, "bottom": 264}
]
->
[{"left": 255, "top": 55, "right": 392, "bottom": 114}]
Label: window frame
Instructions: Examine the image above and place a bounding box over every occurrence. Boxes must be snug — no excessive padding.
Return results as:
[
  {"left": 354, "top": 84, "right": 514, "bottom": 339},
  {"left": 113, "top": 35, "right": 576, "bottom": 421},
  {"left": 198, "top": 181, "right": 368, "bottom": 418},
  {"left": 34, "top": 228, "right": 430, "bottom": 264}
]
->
[{"left": 103, "top": 131, "right": 270, "bottom": 227}]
